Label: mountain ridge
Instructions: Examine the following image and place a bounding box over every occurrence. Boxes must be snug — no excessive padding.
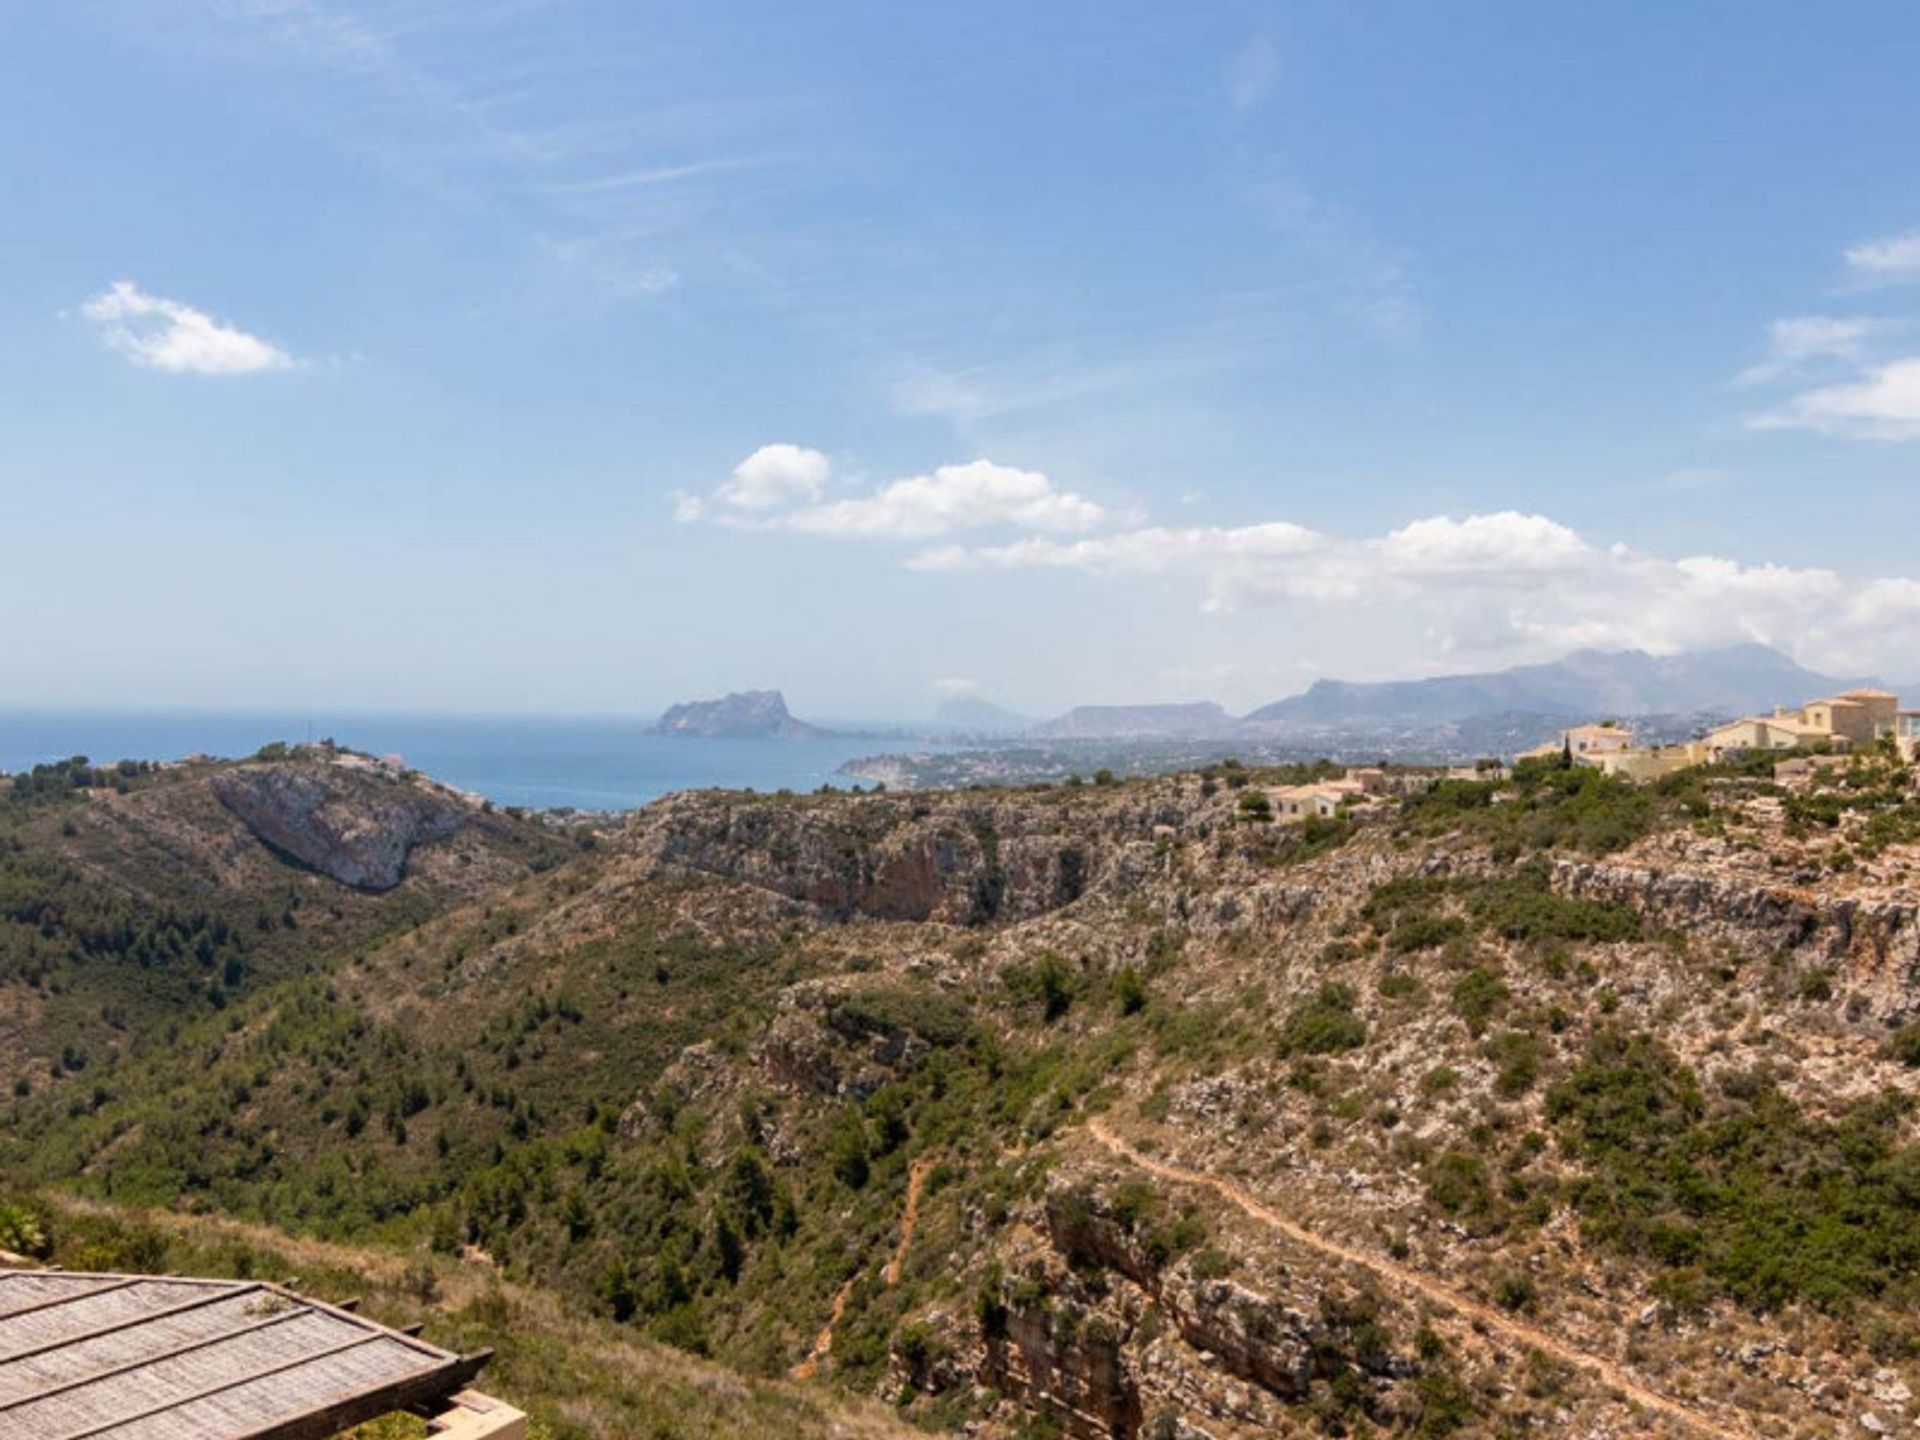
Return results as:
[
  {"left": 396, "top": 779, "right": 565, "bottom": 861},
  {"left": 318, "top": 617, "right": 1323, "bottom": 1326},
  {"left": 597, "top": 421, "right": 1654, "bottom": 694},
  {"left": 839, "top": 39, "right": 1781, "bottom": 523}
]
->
[
  {"left": 999, "top": 644, "right": 1874, "bottom": 742},
  {"left": 1244, "top": 642, "right": 1852, "bottom": 730}
]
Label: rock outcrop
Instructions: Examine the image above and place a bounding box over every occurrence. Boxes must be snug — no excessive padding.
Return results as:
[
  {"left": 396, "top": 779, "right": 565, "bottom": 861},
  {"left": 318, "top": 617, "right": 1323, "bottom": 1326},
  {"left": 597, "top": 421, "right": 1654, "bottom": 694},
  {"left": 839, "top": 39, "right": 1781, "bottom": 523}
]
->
[
  {"left": 653, "top": 690, "right": 832, "bottom": 739},
  {"left": 209, "top": 762, "right": 470, "bottom": 891},
  {"left": 1554, "top": 857, "right": 1920, "bottom": 1021},
  {"left": 630, "top": 789, "right": 1193, "bottom": 925}
]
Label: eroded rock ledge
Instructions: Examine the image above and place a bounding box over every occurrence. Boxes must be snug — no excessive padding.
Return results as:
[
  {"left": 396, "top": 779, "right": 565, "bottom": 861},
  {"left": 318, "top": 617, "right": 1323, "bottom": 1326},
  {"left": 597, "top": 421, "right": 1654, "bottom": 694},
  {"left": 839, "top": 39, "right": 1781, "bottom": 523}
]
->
[{"left": 210, "top": 762, "right": 469, "bottom": 891}]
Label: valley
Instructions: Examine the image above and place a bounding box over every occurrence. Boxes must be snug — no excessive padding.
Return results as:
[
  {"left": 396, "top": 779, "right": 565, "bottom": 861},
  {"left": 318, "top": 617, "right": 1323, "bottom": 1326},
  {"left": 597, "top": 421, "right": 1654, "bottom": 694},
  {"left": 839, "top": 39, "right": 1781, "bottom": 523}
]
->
[{"left": 6, "top": 739, "right": 1920, "bottom": 1437}]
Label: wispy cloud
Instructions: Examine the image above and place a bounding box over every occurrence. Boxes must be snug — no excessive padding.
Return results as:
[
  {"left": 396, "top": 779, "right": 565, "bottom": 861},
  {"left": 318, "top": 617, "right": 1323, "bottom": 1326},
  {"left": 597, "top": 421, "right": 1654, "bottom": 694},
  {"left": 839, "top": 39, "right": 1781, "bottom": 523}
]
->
[
  {"left": 543, "top": 157, "right": 768, "bottom": 197},
  {"left": 1224, "top": 36, "right": 1276, "bottom": 114},
  {"left": 80, "top": 281, "right": 296, "bottom": 374},
  {"left": 1734, "top": 315, "right": 1892, "bottom": 387},
  {"left": 889, "top": 338, "right": 1237, "bottom": 426},
  {"left": 1733, "top": 233, "right": 1920, "bottom": 438},
  {"left": 1238, "top": 173, "right": 1422, "bottom": 345},
  {"left": 177, "top": 1, "right": 783, "bottom": 301},
  {"left": 1752, "top": 356, "right": 1920, "bottom": 441},
  {"left": 1846, "top": 227, "right": 1920, "bottom": 283}
]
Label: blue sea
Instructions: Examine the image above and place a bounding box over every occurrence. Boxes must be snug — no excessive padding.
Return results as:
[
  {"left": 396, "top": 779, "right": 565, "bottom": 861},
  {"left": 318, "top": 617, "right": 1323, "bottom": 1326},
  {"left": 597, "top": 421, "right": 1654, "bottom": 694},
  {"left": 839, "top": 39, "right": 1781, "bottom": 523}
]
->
[{"left": 0, "top": 711, "right": 913, "bottom": 811}]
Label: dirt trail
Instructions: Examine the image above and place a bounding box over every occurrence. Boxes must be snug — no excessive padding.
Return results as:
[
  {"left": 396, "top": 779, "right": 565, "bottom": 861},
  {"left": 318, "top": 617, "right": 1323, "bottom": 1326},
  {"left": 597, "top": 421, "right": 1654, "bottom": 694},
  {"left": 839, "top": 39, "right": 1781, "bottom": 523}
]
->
[
  {"left": 791, "top": 1279, "right": 853, "bottom": 1382},
  {"left": 794, "top": 1156, "right": 937, "bottom": 1382},
  {"left": 1087, "top": 1117, "right": 1763, "bottom": 1440},
  {"left": 883, "top": 1157, "right": 935, "bottom": 1287}
]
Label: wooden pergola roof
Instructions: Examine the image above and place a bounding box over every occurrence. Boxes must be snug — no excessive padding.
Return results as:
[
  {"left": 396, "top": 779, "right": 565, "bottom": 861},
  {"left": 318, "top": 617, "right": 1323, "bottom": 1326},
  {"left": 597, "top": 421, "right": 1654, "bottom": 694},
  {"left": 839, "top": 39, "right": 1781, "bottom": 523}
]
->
[{"left": 0, "top": 1269, "right": 498, "bottom": 1439}]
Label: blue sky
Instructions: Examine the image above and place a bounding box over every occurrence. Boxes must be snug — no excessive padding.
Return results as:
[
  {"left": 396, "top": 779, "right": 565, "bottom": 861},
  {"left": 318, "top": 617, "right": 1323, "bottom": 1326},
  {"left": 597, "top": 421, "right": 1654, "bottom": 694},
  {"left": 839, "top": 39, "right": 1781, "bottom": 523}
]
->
[{"left": 5, "top": 1, "right": 1920, "bottom": 717}]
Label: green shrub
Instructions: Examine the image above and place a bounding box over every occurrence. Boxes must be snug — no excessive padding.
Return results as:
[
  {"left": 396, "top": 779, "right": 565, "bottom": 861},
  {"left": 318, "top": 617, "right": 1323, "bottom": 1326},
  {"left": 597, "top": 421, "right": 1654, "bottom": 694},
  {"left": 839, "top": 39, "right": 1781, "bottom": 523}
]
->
[
  {"left": 1450, "top": 968, "right": 1509, "bottom": 1036},
  {"left": 1427, "top": 1150, "right": 1497, "bottom": 1227},
  {"left": 0, "top": 1201, "right": 50, "bottom": 1258},
  {"left": 1280, "top": 983, "right": 1368, "bottom": 1056},
  {"left": 1887, "top": 1023, "right": 1920, "bottom": 1068},
  {"left": 1486, "top": 1030, "right": 1543, "bottom": 1097},
  {"left": 1547, "top": 1029, "right": 1920, "bottom": 1311},
  {"left": 1464, "top": 862, "right": 1640, "bottom": 943},
  {"left": 1389, "top": 914, "right": 1467, "bottom": 953}
]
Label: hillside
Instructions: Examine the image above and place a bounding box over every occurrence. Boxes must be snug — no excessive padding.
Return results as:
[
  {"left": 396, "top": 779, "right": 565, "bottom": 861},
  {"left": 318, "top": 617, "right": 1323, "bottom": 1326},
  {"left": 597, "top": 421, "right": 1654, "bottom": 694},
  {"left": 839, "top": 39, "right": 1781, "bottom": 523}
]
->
[
  {"left": 6, "top": 745, "right": 1920, "bottom": 1437},
  {"left": 0, "top": 748, "right": 576, "bottom": 1085}
]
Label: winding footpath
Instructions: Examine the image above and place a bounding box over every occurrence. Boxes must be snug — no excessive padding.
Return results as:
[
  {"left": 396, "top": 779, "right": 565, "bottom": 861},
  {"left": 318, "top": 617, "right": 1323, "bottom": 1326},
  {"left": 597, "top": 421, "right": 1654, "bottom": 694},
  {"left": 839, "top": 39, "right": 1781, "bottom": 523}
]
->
[
  {"left": 794, "top": 1156, "right": 938, "bottom": 1381},
  {"left": 1086, "top": 1117, "right": 1763, "bottom": 1440}
]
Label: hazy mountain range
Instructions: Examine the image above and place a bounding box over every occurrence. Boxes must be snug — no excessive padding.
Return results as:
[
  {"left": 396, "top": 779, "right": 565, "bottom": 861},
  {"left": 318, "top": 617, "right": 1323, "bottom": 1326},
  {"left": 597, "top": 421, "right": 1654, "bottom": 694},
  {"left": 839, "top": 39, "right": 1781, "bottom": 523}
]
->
[
  {"left": 988, "top": 644, "right": 1896, "bottom": 743},
  {"left": 662, "top": 646, "right": 1907, "bottom": 748},
  {"left": 1241, "top": 643, "right": 1860, "bottom": 732}
]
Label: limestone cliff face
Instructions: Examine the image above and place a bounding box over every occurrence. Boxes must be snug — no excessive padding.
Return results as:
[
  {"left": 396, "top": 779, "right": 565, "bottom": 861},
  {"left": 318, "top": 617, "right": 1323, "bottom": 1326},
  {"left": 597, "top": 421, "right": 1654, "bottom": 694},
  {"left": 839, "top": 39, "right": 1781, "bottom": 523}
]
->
[
  {"left": 1553, "top": 857, "right": 1920, "bottom": 1021},
  {"left": 981, "top": 1305, "right": 1142, "bottom": 1440},
  {"left": 1044, "top": 1188, "right": 1323, "bottom": 1406},
  {"left": 209, "top": 762, "right": 470, "bottom": 892},
  {"left": 631, "top": 790, "right": 1188, "bottom": 925}
]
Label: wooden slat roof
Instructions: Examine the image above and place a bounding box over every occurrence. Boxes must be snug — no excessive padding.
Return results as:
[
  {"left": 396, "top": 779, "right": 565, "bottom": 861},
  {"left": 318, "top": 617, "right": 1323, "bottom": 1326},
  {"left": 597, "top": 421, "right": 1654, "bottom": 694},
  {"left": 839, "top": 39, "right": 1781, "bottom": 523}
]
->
[{"left": 0, "top": 1270, "right": 491, "bottom": 1440}]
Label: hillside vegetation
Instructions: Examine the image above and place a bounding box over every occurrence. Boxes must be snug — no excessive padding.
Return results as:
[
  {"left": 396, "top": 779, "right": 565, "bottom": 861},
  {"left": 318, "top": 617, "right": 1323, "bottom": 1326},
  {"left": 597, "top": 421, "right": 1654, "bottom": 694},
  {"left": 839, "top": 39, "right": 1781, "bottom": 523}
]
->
[{"left": 8, "top": 745, "right": 1920, "bottom": 1437}]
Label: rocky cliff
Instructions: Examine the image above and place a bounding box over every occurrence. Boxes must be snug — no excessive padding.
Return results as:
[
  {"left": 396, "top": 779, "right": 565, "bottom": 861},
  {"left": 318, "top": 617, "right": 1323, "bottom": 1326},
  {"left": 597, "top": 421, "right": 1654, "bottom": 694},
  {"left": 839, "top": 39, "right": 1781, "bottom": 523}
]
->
[
  {"left": 209, "top": 761, "right": 471, "bottom": 891},
  {"left": 629, "top": 787, "right": 1195, "bottom": 924}
]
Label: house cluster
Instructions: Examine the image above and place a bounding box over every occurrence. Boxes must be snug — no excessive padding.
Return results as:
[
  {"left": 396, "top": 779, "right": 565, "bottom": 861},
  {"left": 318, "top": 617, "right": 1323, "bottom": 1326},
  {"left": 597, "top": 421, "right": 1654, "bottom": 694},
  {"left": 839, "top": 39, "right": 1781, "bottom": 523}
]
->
[
  {"left": 1517, "top": 687, "right": 1920, "bottom": 783},
  {"left": 1271, "top": 766, "right": 1393, "bottom": 820}
]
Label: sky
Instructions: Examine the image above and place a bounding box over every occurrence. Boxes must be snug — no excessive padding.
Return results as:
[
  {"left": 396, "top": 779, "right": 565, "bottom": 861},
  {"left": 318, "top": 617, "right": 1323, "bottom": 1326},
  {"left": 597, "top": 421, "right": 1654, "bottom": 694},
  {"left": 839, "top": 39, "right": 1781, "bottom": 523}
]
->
[{"left": 4, "top": 1, "right": 1920, "bottom": 718}]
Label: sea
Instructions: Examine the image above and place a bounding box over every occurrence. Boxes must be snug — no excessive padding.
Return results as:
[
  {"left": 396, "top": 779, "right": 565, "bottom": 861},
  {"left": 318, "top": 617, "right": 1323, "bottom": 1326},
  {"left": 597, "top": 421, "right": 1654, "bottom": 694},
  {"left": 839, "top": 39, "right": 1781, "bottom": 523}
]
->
[{"left": 0, "top": 711, "right": 916, "bottom": 812}]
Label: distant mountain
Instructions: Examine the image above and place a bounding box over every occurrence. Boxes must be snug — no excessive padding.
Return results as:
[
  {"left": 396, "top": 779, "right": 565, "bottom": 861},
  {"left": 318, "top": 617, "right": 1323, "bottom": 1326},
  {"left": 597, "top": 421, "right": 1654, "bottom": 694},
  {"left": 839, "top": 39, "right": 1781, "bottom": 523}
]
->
[
  {"left": 1244, "top": 644, "right": 1847, "bottom": 731},
  {"left": 931, "top": 695, "right": 1036, "bottom": 734},
  {"left": 1027, "top": 701, "right": 1239, "bottom": 741},
  {"left": 653, "top": 690, "right": 833, "bottom": 739}
]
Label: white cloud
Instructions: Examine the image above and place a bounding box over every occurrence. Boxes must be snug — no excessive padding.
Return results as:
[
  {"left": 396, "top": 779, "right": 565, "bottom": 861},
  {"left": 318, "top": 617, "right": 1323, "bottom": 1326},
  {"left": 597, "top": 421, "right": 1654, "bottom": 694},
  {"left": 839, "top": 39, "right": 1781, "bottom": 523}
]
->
[
  {"left": 680, "top": 451, "right": 1106, "bottom": 539},
  {"left": 80, "top": 281, "right": 295, "bottom": 375},
  {"left": 1846, "top": 228, "right": 1920, "bottom": 282},
  {"left": 904, "top": 508, "right": 1920, "bottom": 673},
  {"left": 933, "top": 676, "right": 980, "bottom": 696},
  {"left": 704, "top": 443, "right": 830, "bottom": 517},
  {"left": 1735, "top": 315, "right": 1891, "bottom": 386},
  {"left": 792, "top": 461, "right": 1105, "bottom": 538},
  {"left": 1753, "top": 355, "right": 1920, "bottom": 441},
  {"left": 1377, "top": 512, "right": 1587, "bottom": 577}
]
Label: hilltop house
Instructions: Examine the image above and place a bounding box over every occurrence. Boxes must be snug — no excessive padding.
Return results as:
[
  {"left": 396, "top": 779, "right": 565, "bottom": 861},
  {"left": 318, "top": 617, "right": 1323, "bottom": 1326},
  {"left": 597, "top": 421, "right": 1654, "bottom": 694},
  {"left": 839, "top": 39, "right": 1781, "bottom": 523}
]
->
[
  {"left": 1515, "top": 687, "right": 1904, "bottom": 782},
  {"left": 1700, "top": 713, "right": 1832, "bottom": 760},
  {"left": 1270, "top": 769, "right": 1389, "bottom": 821},
  {"left": 1517, "top": 723, "right": 1636, "bottom": 764},
  {"left": 1702, "top": 688, "right": 1900, "bottom": 762}
]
